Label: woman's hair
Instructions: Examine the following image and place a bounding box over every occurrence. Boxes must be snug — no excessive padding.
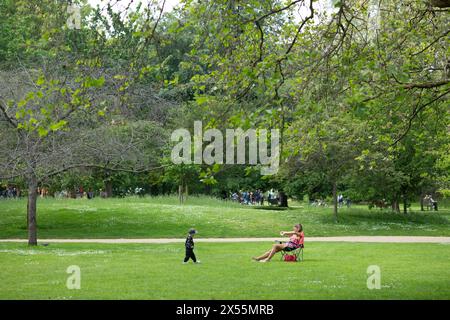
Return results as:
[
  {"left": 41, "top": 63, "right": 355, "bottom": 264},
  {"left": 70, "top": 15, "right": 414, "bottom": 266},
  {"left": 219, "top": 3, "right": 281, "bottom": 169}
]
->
[{"left": 294, "top": 224, "right": 303, "bottom": 232}]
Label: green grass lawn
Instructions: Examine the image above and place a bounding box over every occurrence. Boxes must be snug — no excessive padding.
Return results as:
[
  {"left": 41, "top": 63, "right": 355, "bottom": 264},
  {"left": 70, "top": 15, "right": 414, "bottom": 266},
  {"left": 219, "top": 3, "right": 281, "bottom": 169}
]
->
[
  {"left": 1, "top": 197, "right": 448, "bottom": 300},
  {"left": 0, "top": 241, "right": 449, "bottom": 299},
  {"left": 0, "top": 196, "right": 449, "bottom": 238}
]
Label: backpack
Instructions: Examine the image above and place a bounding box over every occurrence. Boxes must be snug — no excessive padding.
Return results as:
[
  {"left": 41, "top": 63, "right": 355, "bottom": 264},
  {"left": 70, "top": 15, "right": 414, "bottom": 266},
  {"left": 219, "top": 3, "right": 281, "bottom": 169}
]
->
[{"left": 284, "top": 254, "right": 297, "bottom": 262}]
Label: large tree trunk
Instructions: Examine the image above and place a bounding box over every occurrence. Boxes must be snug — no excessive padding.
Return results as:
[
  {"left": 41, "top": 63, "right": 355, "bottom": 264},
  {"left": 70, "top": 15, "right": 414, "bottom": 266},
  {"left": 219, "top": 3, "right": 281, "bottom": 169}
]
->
[
  {"left": 178, "top": 183, "right": 188, "bottom": 204},
  {"left": 332, "top": 182, "right": 338, "bottom": 223},
  {"left": 403, "top": 196, "right": 408, "bottom": 214},
  {"left": 391, "top": 198, "right": 400, "bottom": 213},
  {"left": 279, "top": 191, "right": 288, "bottom": 207},
  {"left": 104, "top": 180, "right": 113, "bottom": 198},
  {"left": 430, "top": 0, "right": 450, "bottom": 8},
  {"left": 27, "top": 176, "right": 38, "bottom": 246},
  {"left": 178, "top": 184, "right": 184, "bottom": 204}
]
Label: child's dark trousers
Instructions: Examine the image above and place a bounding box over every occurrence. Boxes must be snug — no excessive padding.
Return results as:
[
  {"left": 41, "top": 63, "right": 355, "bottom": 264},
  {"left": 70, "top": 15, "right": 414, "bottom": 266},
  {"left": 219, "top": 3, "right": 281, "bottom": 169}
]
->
[{"left": 184, "top": 248, "right": 197, "bottom": 262}]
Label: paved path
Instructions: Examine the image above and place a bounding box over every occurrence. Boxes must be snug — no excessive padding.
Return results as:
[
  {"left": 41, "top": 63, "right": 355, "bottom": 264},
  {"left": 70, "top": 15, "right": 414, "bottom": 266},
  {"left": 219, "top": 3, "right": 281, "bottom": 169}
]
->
[{"left": 0, "top": 236, "right": 449, "bottom": 244}]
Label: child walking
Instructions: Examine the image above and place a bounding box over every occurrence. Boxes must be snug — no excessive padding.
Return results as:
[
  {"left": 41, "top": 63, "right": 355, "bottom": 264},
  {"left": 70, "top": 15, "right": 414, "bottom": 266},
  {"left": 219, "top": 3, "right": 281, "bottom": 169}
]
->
[{"left": 183, "top": 228, "right": 200, "bottom": 264}]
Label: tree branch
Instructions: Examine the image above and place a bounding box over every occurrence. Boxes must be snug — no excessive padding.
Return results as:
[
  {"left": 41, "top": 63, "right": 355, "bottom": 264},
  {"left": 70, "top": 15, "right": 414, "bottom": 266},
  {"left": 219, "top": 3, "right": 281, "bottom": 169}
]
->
[
  {"left": 252, "top": 0, "right": 305, "bottom": 23},
  {"left": 0, "top": 98, "right": 18, "bottom": 128},
  {"left": 391, "top": 88, "right": 450, "bottom": 146},
  {"left": 285, "top": 0, "right": 315, "bottom": 56},
  {"left": 412, "top": 29, "right": 450, "bottom": 56},
  {"left": 40, "top": 163, "right": 169, "bottom": 181},
  {"left": 254, "top": 20, "right": 264, "bottom": 66},
  {"left": 403, "top": 79, "right": 449, "bottom": 89}
]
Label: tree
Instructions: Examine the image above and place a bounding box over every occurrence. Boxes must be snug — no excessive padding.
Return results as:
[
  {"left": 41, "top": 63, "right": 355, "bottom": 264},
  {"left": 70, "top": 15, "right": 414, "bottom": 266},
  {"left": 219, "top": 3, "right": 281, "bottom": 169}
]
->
[
  {"left": 171, "top": 0, "right": 449, "bottom": 211},
  {"left": 284, "top": 115, "right": 365, "bottom": 221},
  {"left": 0, "top": 0, "right": 169, "bottom": 245}
]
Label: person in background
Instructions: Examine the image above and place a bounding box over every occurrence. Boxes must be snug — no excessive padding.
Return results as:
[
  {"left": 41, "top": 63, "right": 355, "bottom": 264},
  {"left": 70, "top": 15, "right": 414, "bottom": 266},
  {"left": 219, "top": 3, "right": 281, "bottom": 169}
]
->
[
  {"left": 183, "top": 228, "right": 201, "bottom": 264},
  {"left": 338, "top": 194, "right": 344, "bottom": 207},
  {"left": 429, "top": 195, "right": 438, "bottom": 211}
]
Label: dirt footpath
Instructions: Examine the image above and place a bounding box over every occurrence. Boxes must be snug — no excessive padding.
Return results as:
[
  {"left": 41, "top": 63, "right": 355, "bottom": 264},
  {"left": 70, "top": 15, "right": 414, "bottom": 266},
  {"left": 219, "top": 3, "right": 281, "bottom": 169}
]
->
[{"left": 0, "top": 236, "right": 449, "bottom": 244}]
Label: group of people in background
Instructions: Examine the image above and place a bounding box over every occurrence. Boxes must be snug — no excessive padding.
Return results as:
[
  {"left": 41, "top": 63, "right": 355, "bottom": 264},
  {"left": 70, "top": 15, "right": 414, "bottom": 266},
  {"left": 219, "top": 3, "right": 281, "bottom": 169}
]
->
[
  {"left": 0, "top": 184, "right": 441, "bottom": 213},
  {"left": 230, "top": 189, "right": 280, "bottom": 206},
  {"left": 338, "top": 194, "right": 352, "bottom": 208},
  {"left": 310, "top": 195, "right": 352, "bottom": 208},
  {"left": 0, "top": 186, "right": 20, "bottom": 198},
  {"left": 423, "top": 194, "right": 438, "bottom": 211},
  {"left": 55, "top": 188, "right": 95, "bottom": 199}
]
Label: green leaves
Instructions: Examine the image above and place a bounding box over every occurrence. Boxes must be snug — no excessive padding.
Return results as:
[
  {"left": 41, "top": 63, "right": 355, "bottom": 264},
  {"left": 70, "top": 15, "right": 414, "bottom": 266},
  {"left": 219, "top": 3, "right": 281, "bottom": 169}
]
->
[
  {"left": 199, "top": 166, "right": 219, "bottom": 185},
  {"left": 83, "top": 76, "right": 105, "bottom": 88},
  {"left": 37, "top": 127, "right": 49, "bottom": 137},
  {"left": 11, "top": 69, "right": 108, "bottom": 138},
  {"left": 49, "top": 120, "right": 68, "bottom": 132}
]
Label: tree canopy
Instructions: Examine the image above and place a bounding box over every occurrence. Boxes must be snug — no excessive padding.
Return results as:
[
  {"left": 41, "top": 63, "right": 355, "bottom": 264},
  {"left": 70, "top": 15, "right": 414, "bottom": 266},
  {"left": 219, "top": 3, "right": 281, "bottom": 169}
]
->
[{"left": 0, "top": 0, "right": 448, "bottom": 244}]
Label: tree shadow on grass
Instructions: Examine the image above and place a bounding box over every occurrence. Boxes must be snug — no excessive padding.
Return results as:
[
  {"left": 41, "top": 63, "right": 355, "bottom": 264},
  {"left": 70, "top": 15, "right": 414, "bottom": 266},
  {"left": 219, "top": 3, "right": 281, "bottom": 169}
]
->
[
  {"left": 318, "top": 208, "right": 449, "bottom": 226},
  {"left": 251, "top": 206, "right": 293, "bottom": 211}
]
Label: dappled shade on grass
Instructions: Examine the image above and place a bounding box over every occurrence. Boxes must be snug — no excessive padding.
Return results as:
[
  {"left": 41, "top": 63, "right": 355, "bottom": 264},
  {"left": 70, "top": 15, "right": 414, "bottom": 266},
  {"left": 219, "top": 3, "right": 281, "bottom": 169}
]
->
[{"left": 0, "top": 196, "right": 449, "bottom": 239}]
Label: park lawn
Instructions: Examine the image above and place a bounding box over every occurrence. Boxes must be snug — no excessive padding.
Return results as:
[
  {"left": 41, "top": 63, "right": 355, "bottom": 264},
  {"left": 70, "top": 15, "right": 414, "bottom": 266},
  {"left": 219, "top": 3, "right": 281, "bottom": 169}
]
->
[
  {"left": 0, "top": 196, "right": 449, "bottom": 238},
  {"left": 0, "top": 241, "right": 449, "bottom": 299}
]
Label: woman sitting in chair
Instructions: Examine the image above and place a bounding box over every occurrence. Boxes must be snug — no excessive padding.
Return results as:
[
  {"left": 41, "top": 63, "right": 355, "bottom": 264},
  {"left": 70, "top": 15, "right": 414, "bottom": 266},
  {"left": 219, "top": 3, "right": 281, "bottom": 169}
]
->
[{"left": 253, "top": 224, "right": 304, "bottom": 262}]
